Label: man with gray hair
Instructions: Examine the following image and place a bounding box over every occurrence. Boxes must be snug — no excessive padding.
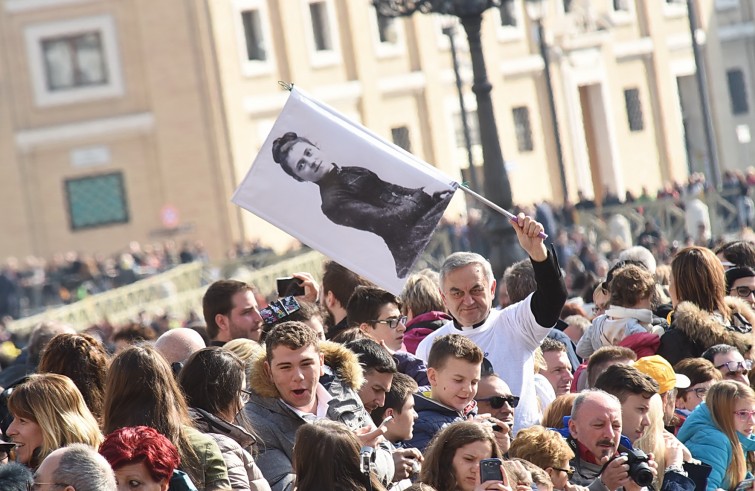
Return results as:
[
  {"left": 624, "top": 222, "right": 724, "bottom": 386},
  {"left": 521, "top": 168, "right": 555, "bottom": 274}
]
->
[
  {"left": 617, "top": 246, "right": 657, "bottom": 274},
  {"left": 415, "top": 214, "right": 567, "bottom": 432},
  {"left": 564, "top": 390, "right": 633, "bottom": 490},
  {"left": 34, "top": 444, "right": 116, "bottom": 491}
]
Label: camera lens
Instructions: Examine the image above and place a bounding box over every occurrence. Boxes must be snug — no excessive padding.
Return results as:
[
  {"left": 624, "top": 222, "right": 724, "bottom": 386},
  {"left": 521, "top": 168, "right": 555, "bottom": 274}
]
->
[{"left": 630, "top": 463, "right": 654, "bottom": 487}]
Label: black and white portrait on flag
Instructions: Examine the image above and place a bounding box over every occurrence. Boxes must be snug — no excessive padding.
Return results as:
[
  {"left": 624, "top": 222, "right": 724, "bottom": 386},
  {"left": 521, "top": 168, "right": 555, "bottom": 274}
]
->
[{"left": 232, "top": 87, "right": 457, "bottom": 294}]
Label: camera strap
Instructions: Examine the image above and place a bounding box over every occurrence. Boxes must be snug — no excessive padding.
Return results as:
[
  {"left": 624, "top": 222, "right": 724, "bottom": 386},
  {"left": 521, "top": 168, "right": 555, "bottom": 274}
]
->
[{"left": 360, "top": 446, "right": 374, "bottom": 491}]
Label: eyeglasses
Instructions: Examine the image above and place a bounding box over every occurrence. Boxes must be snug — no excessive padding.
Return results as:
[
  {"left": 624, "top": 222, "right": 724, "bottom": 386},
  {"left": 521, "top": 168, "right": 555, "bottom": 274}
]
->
[
  {"left": 733, "top": 410, "right": 755, "bottom": 421},
  {"left": 683, "top": 387, "right": 709, "bottom": 398},
  {"left": 476, "top": 395, "right": 520, "bottom": 409},
  {"left": 731, "top": 286, "right": 755, "bottom": 298},
  {"left": 716, "top": 360, "right": 753, "bottom": 374},
  {"left": 370, "top": 316, "right": 407, "bottom": 330},
  {"left": 241, "top": 389, "right": 253, "bottom": 404},
  {"left": 551, "top": 466, "right": 575, "bottom": 477}
]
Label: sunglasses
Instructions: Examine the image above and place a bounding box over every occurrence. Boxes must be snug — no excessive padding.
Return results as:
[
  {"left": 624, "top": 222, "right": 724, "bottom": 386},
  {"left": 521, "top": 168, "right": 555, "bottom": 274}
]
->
[
  {"left": 476, "top": 395, "right": 519, "bottom": 409},
  {"left": 731, "top": 286, "right": 755, "bottom": 298},
  {"left": 716, "top": 360, "right": 753, "bottom": 374},
  {"left": 552, "top": 466, "right": 575, "bottom": 477},
  {"left": 370, "top": 316, "right": 407, "bottom": 330}
]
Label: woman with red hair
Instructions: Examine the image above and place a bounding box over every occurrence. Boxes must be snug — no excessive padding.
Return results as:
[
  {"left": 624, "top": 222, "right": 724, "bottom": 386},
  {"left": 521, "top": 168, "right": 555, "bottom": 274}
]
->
[{"left": 100, "top": 426, "right": 182, "bottom": 491}]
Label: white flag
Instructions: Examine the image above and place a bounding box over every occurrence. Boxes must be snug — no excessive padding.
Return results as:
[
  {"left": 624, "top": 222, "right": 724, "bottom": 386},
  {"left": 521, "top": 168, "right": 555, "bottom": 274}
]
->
[{"left": 232, "top": 87, "right": 457, "bottom": 294}]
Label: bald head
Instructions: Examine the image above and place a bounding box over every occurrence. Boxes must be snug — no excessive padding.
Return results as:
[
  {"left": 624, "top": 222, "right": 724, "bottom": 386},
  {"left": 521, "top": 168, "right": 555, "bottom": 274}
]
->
[
  {"left": 571, "top": 390, "right": 621, "bottom": 420},
  {"left": 36, "top": 444, "right": 115, "bottom": 491},
  {"left": 569, "top": 390, "right": 622, "bottom": 460},
  {"left": 155, "top": 328, "right": 206, "bottom": 365}
]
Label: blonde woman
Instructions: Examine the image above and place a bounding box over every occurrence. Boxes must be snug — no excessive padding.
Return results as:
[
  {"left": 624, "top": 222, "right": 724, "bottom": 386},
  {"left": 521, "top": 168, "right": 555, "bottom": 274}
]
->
[
  {"left": 678, "top": 381, "right": 755, "bottom": 491},
  {"left": 6, "top": 373, "right": 102, "bottom": 469}
]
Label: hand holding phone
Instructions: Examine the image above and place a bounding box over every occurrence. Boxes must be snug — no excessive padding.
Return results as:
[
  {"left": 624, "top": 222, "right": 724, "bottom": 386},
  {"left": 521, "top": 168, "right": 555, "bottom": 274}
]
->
[
  {"left": 276, "top": 277, "right": 305, "bottom": 297},
  {"left": 735, "top": 478, "right": 755, "bottom": 491},
  {"left": 479, "top": 457, "right": 504, "bottom": 483}
]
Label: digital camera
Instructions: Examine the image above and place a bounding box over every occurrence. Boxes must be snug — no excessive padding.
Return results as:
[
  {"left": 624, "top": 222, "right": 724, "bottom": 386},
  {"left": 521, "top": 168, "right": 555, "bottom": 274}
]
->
[{"left": 619, "top": 445, "right": 654, "bottom": 487}]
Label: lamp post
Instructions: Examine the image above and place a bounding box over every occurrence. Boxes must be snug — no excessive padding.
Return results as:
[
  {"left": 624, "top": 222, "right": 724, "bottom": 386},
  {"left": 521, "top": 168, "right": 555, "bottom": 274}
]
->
[
  {"left": 525, "top": 0, "right": 568, "bottom": 203},
  {"left": 373, "top": 0, "right": 526, "bottom": 278},
  {"left": 686, "top": 0, "right": 721, "bottom": 189},
  {"left": 442, "top": 22, "right": 480, "bottom": 193}
]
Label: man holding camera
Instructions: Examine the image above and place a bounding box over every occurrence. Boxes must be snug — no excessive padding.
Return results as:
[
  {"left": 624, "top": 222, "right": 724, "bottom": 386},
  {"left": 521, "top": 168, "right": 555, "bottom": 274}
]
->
[
  {"left": 566, "top": 390, "right": 644, "bottom": 491},
  {"left": 591, "top": 365, "right": 697, "bottom": 491}
]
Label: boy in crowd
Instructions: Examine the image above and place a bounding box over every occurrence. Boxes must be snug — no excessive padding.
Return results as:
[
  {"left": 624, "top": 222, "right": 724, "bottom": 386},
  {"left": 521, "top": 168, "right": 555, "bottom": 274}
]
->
[
  {"left": 674, "top": 358, "right": 721, "bottom": 419},
  {"left": 344, "top": 338, "right": 397, "bottom": 413},
  {"left": 593, "top": 364, "right": 659, "bottom": 444},
  {"left": 540, "top": 338, "right": 574, "bottom": 396},
  {"left": 347, "top": 285, "right": 429, "bottom": 386},
  {"left": 407, "top": 334, "right": 507, "bottom": 452},
  {"left": 244, "top": 321, "right": 393, "bottom": 491},
  {"left": 371, "top": 372, "right": 423, "bottom": 483}
]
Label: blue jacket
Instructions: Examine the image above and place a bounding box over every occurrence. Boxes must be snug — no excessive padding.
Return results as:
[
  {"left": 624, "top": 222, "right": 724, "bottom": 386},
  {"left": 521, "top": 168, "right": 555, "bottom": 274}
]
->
[
  {"left": 405, "top": 393, "right": 468, "bottom": 452},
  {"left": 392, "top": 351, "right": 429, "bottom": 386},
  {"left": 678, "top": 402, "right": 755, "bottom": 491}
]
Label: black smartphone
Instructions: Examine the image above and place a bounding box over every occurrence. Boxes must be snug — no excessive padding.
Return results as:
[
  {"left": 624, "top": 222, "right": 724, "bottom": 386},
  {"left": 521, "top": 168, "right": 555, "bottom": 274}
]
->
[
  {"left": 480, "top": 458, "right": 504, "bottom": 482},
  {"left": 276, "top": 277, "right": 305, "bottom": 297}
]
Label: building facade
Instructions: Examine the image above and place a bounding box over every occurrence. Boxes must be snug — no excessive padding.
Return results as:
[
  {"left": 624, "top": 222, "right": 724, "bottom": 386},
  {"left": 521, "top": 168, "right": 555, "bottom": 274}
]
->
[{"left": 0, "top": 0, "right": 751, "bottom": 259}]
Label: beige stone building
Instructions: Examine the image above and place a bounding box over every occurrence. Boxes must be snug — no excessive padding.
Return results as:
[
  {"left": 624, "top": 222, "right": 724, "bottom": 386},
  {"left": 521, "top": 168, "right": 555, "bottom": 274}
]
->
[{"left": 0, "top": 0, "right": 751, "bottom": 259}]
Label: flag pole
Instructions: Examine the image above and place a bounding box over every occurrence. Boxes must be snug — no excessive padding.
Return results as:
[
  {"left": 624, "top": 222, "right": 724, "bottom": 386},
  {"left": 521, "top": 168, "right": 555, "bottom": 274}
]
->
[{"left": 458, "top": 184, "right": 548, "bottom": 240}]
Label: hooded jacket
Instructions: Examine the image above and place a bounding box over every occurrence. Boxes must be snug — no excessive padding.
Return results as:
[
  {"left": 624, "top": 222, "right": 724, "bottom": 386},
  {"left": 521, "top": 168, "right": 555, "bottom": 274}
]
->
[
  {"left": 677, "top": 401, "right": 755, "bottom": 491},
  {"left": 577, "top": 308, "right": 664, "bottom": 359},
  {"left": 403, "top": 311, "right": 452, "bottom": 354},
  {"left": 405, "top": 393, "right": 471, "bottom": 452},
  {"left": 657, "top": 298, "right": 755, "bottom": 367},
  {"left": 189, "top": 407, "right": 270, "bottom": 491},
  {"left": 243, "top": 341, "right": 394, "bottom": 491}
]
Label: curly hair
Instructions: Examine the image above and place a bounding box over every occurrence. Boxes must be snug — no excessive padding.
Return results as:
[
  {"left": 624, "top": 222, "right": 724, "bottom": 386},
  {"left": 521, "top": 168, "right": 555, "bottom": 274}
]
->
[
  {"left": 508, "top": 425, "right": 574, "bottom": 470},
  {"left": 609, "top": 264, "right": 656, "bottom": 308},
  {"left": 38, "top": 333, "right": 109, "bottom": 422}
]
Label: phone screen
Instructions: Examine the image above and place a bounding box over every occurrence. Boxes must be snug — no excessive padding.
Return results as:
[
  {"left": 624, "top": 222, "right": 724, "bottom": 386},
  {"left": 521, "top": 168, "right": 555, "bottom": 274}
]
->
[{"left": 277, "top": 277, "right": 305, "bottom": 297}]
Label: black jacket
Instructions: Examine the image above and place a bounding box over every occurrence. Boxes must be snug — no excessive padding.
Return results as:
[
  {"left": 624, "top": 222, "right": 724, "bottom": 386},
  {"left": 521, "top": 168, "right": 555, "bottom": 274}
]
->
[{"left": 317, "top": 166, "right": 453, "bottom": 277}]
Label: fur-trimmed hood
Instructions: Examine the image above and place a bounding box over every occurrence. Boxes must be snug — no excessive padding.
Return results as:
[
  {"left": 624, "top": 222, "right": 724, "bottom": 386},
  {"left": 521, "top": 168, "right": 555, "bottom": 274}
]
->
[
  {"left": 671, "top": 297, "right": 755, "bottom": 357},
  {"left": 248, "top": 340, "right": 364, "bottom": 399}
]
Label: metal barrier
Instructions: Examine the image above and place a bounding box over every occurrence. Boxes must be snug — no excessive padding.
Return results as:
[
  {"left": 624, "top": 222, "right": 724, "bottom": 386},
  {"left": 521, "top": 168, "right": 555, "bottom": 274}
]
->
[
  {"left": 575, "top": 191, "right": 746, "bottom": 246},
  {"left": 6, "top": 250, "right": 325, "bottom": 336}
]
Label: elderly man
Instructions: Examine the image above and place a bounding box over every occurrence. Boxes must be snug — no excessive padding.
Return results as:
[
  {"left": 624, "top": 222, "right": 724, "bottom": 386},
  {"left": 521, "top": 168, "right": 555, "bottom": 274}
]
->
[
  {"left": 154, "top": 327, "right": 206, "bottom": 366},
  {"left": 566, "top": 390, "right": 692, "bottom": 491},
  {"left": 415, "top": 214, "right": 567, "bottom": 431},
  {"left": 34, "top": 444, "right": 116, "bottom": 491}
]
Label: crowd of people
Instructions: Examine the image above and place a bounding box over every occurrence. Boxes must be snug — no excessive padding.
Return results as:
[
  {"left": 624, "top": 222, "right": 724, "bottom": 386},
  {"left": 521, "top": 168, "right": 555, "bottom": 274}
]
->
[
  {"left": 4, "top": 176, "right": 755, "bottom": 490},
  {"left": 0, "top": 238, "right": 285, "bottom": 322}
]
